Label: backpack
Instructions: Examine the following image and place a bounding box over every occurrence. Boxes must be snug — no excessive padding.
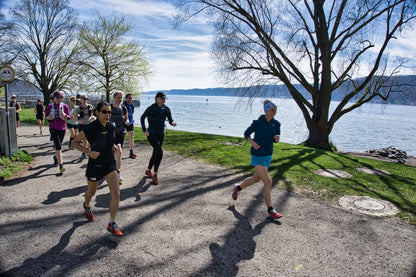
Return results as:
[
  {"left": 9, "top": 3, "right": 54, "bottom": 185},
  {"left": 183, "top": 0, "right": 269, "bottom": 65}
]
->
[
  {"left": 78, "top": 104, "right": 93, "bottom": 119},
  {"left": 49, "top": 103, "right": 65, "bottom": 120}
]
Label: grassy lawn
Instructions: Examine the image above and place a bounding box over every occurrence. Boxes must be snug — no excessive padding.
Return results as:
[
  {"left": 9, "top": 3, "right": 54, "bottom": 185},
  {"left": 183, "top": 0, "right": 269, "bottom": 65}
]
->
[
  {"left": 133, "top": 128, "right": 416, "bottom": 224},
  {"left": 15, "top": 108, "right": 416, "bottom": 224},
  {"left": 0, "top": 150, "right": 33, "bottom": 180}
]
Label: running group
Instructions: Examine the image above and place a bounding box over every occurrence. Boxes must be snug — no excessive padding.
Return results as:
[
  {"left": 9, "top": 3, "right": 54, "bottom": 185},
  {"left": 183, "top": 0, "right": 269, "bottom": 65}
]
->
[{"left": 39, "top": 90, "right": 283, "bottom": 237}]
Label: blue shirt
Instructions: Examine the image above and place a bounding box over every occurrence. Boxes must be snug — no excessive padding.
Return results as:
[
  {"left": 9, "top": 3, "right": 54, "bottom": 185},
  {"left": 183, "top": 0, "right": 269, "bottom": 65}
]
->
[
  {"left": 244, "top": 115, "right": 281, "bottom": 157},
  {"left": 123, "top": 101, "right": 134, "bottom": 124}
]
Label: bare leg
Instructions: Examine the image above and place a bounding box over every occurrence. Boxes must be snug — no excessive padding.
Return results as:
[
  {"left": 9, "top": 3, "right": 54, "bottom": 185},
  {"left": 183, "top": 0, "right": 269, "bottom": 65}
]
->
[
  {"left": 239, "top": 170, "right": 261, "bottom": 189},
  {"left": 105, "top": 171, "right": 120, "bottom": 219},
  {"left": 85, "top": 179, "right": 98, "bottom": 206},
  {"left": 114, "top": 144, "right": 122, "bottom": 171},
  {"left": 128, "top": 131, "right": 134, "bottom": 152},
  {"left": 254, "top": 165, "right": 273, "bottom": 207},
  {"left": 55, "top": 149, "right": 62, "bottom": 165}
]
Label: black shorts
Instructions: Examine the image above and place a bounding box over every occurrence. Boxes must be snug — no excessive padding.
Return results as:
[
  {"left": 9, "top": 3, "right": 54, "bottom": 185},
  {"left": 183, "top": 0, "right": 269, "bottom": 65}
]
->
[
  {"left": 36, "top": 115, "right": 44, "bottom": 120},
  {"left": 16, "top": 113, "right": 20, "bottom": 122},
  {"left": 49, "top": 129, "right": 65, "bottom": 150},
  {"left": 86, "top": 161, "right": 117, "bottom": 182},
  {"left": 125, "top": 124, "right": 134, "bottom": 132},
  {"left": 115, "top": 132, "right": 125, "bottom": 147},
  {"left": 67, "top": 123, "right": 78, "bottom": 129}
]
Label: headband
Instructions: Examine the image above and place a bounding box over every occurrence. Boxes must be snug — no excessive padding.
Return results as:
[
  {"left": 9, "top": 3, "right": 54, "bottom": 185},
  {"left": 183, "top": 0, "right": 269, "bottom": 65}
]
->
[{"left": 264, "top": 102, "right": 276, "bottom": 112}]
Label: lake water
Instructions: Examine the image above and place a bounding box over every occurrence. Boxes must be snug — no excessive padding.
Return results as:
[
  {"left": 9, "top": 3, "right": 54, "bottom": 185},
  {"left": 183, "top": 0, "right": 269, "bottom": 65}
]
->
[{"left": 134, "top": 95, "right": 416, "bottom": 156}]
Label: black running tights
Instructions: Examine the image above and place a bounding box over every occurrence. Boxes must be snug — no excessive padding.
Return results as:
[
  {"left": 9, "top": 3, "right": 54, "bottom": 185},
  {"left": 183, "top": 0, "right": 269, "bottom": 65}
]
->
[{"left": 147, "top": 133, "right": 164, "bottom": 173}]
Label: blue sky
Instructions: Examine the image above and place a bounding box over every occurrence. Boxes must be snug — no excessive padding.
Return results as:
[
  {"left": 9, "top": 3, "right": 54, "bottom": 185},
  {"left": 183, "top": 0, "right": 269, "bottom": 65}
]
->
[
  {"left": 0, "top": 0, "right": 219, "bottom": 92},
  {"left": 2, "top": 0, "right": 416, "bottom": 92}
]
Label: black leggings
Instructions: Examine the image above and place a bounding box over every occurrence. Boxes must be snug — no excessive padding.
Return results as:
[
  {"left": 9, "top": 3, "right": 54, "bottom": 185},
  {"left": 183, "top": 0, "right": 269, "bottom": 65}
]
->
[
  {"left": 50, "top": 129, "right": 65, "bottom": 150},
  {"left": 147, "top": 133, "right": 164, "bottom": 173}
]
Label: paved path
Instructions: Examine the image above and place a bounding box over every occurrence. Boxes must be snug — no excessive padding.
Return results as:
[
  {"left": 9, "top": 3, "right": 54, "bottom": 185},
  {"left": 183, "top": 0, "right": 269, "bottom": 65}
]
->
[{"left": 1, "top": 124, "right": 415, "bottom": 276}]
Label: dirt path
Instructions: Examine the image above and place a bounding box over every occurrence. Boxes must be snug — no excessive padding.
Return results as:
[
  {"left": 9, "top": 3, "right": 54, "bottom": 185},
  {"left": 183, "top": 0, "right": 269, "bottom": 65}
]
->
[{"left": 1, "top": 124, "right": 415, "bottom": 276}]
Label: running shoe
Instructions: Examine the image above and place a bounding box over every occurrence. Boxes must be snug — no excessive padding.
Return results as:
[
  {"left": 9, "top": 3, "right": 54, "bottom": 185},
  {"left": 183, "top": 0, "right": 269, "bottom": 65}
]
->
[
  {"left": 145, "top": 169, "right": 153, "bottom": 178},
  {"left": 267, "top": 209, "right": 283, "bottom": 220},
  {"left": 59, "top": 165, "right": 66, "bottom": 173},
  {"left": 81, "top": 153, "right": 86, "bottom": 159},
  {"left": 83, "top": 202, "right": 94, "bottom": 221},
  {"left": 107, "top": 222, "right": 123, "bottom": 236},
  {"left": 53, "top": 155, "right": 58, "bottom": 167},
  {"left": 118, "top": 172, "right": 124, "bottom": 183},
  {"left": 152, "top": 174, "right": 159, "bottom": 185},
  {"left": 129, "top": 153, "right": 137, "bottom": 159},
  {"left": 232, "top": 184, "right": 240, "bottom": 200}
]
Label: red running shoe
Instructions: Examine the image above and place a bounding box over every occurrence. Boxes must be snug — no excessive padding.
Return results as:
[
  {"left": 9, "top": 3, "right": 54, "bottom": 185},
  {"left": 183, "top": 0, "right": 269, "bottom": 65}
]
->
[
  {"left": 129, "top": 153, "right": 137, "bottom": 159},
  {"left": 232, "top": 184, "right": 240, "bottom": 200},
  {"left": 267, "top": 209, "right": 283, "bottom": 220},
  {"left": 83, "top": 202, "right": 94, "bottom": 222},
  {"left": 152, "top": 174, "right": 159, "bottom": 184},
  {"left": 107, "top": 222, "right": 123, "bottom": 236},
  {"left": 145, "top": 169, "right": 153, "bottom": 178}
]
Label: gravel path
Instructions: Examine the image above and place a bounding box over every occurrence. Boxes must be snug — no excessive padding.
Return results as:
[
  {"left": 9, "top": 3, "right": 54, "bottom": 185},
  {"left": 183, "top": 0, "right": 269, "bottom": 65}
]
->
[{"left": 1, "top": 124, "right": 415, "bottom": 276}]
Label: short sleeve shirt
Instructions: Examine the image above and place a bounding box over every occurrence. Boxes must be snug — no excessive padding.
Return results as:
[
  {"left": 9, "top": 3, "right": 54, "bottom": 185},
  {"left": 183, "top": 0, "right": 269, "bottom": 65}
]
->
[{"left": 83, "top": 120, "right": 116, "bottom": 165}]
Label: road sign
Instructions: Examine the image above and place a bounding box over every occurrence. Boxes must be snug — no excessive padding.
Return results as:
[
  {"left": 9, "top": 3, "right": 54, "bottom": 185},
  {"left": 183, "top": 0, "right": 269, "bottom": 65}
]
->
[{"left": 0, "top": 65, "right": 15, "bottom": 83}]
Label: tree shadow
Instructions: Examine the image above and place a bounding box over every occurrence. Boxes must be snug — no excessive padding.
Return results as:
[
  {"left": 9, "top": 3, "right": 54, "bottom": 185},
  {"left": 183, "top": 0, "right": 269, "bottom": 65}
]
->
[
  {"left": 2, "top": 220, "right": 119, "bottom": 276},
  {"left": 95, "top": 177, "right": 149, "bottom": 207},
  {"left": 42, "top": 179, "right": 105, "bottom": 205}
]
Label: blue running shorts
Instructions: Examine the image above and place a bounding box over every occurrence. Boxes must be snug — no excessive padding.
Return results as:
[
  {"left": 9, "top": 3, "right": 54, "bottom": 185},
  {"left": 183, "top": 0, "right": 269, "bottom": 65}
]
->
[{"left": 251, "top": 155, "right": 272, "bottom": 168}]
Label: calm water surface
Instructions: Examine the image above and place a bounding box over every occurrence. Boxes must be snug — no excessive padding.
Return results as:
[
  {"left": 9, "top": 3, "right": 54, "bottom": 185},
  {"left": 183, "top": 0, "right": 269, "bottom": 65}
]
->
[{"left": 135, "top": 95, "right": 416, "bottom": 156}]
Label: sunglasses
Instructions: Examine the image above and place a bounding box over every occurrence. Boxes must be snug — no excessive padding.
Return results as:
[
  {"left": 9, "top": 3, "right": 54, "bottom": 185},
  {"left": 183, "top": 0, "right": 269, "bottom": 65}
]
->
[
  {"left": 82, "top": 98, "right": 88, "bottom": 100},
  {"left": 71, "top": 99, "right": 76, "bottom": 102},
  {"left": 100, "top": 110, "right": 112, "bottom": 115},
  {"left": 56, "top": 96, "right": 63, "bottom": 99}
]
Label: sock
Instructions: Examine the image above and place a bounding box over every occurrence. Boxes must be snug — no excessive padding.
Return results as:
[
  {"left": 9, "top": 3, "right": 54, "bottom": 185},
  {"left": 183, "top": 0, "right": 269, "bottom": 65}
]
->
[
  {"left": 110, "top": 216, "right": 116, "bottom": 223},
  {"left": 237, "top": 186, "right": 242, "bottom": 191},
  {"left": 130, "top": 150, "right": 133, "bottom": 154},
  {"left": 267, "top": 206, "right": 274, "bottom": 212},
  {"left": 59, "top": 164, "right": 63, "bottom": 169}
]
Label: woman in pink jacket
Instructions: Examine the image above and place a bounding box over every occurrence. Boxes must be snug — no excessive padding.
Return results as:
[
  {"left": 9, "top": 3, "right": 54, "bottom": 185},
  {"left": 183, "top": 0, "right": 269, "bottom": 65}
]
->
[{"left": 45, "top": 91, "right": 71, "bottom": 173}]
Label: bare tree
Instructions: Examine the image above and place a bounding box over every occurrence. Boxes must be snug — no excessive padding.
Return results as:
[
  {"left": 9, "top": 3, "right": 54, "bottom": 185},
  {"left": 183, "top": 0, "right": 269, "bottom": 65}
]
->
[
  {"left": 10, "top": 0, "right": 80, "bottom": 105},
  {"left": 177, "top": 0, "right": 416, "bottom": 150},
  {"left": 0, "top": 12, "right": 14, "bottom": 64},
  {"left": 78, "top": 12, "right": 151, "bottom": 102}
]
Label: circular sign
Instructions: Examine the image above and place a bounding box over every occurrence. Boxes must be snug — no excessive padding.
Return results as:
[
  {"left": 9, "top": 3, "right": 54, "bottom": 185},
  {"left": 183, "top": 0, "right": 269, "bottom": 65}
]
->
[{"left": 0, "top": 65, "right": 15, "bottom": 82}]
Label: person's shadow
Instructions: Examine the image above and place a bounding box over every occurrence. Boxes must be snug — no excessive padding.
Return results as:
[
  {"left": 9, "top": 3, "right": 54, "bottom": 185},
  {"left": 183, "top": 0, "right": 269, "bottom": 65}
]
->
[
  {"left": 198, "top": 205, "right": 280, "bottom": 276},
  {"left": 2, "top": 221, "right": 119, "bottom": 276}
]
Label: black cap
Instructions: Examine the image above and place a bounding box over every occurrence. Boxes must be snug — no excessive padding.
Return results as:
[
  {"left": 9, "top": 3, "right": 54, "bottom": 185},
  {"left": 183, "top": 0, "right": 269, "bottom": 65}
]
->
[
  {"left": 76, "top": 93, "right": 81, "bottom": 98},
  {"left": 155, "top": 92, "right": 166, "bottom": 99}
]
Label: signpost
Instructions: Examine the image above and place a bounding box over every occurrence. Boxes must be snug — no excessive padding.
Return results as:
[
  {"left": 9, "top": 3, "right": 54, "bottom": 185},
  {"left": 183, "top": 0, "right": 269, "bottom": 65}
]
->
[{"left": 0, "top": 65, "right": 16, "bottom": 158}]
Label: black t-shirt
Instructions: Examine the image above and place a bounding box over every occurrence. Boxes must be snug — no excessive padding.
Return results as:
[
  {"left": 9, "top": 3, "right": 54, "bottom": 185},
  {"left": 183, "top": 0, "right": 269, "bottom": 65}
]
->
[
  {"left": 110, "top": 104, "right": 127, "bottom": 134},
  {"left": 83, "top": 120, "right": 116, "bottom": 165},
  {"left": 35, "top": 104, "right": 44, "bottom": 117}
]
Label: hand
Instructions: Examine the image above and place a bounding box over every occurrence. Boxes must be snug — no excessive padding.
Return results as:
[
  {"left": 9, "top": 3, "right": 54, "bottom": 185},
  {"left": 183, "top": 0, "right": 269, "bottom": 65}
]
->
[
  {"left": 125, "top": 121, "right": 130, "bottom": 126},
  {"left": 172, "top": 122, "right": 177, "bottom": 127},
  {"left": 274, "top": 135, "right": 280, "bottom": 142},
  {"left": 144, "top": 131, "right": 149, "bottom": 137},
  {"left": 251, "top": 141, "right": 260, "bottom": 150},
  {"left": 88, "top": 150, "right": 100, "bottom": 159}
]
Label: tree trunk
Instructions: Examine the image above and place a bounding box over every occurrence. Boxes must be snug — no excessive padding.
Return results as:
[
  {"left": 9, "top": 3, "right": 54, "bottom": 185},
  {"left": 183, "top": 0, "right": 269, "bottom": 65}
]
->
[{"left": 304, "top": 99, "right": 332, "bottom": 150}]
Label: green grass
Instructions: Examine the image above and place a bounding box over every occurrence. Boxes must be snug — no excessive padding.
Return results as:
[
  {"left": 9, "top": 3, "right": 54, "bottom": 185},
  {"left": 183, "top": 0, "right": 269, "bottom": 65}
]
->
[
  {"left": 19, "top": 108, "right": 48, "bottom": 126},
  {"left": 133, "top": 128, "right": 416, "bottom": 224},
  {"left": 0, "top": 150, "right": 33, "bottom": 180},
  {"left": 17, "top": 108, "right": 416, "bottom": 224}
]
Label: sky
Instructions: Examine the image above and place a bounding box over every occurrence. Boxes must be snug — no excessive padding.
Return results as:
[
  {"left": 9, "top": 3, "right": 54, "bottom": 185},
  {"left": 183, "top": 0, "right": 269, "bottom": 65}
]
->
[
  {"left": 0, "top": 0, "right": 219, "bottom": 92},
  {"left": 2, "top": 0, "right": 416, "bottom": 93}
]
